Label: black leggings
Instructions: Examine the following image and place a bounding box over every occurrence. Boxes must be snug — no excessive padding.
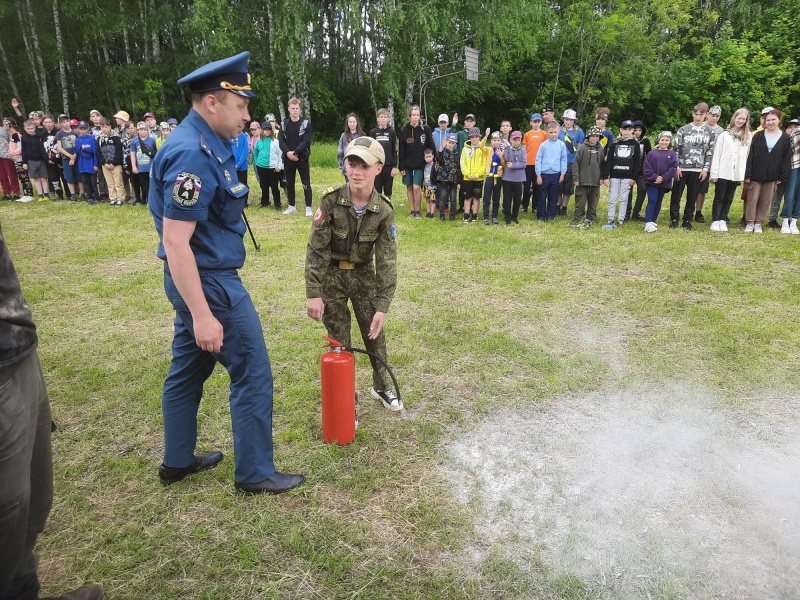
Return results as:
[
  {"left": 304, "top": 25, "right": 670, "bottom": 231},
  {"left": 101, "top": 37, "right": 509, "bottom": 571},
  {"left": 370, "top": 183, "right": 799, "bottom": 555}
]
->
[
  {"left": 711, "top": 179, "right": 740, "bottom": 222},
  {"left": 256, "top": 166, "right": 282, "bottom": 207},
  {"left": 137, "top": 172, "right": 150, "bottom": 205}
]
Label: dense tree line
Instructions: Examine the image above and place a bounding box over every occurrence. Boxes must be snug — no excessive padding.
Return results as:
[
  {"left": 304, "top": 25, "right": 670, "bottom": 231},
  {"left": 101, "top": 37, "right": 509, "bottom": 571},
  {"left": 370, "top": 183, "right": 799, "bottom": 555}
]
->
[{"left": 1, "top": 0, "right": 797, "bottom": 137}]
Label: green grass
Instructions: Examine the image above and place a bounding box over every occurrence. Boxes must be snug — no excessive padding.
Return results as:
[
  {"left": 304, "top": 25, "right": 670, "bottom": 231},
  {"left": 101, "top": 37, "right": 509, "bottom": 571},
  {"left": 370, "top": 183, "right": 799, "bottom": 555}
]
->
[{"left": 3, "top": 142, "right": 800, "bottom": 599}]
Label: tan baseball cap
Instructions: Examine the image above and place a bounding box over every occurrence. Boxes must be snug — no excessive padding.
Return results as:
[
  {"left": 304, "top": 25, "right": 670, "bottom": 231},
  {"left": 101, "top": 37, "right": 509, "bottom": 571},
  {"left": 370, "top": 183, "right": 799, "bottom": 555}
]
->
[
  {"left": 113, "top": 110, "right": 130, "bottom": 121},
  {"left": 344, "top": 137, "right": 385, "bottom": 165}
]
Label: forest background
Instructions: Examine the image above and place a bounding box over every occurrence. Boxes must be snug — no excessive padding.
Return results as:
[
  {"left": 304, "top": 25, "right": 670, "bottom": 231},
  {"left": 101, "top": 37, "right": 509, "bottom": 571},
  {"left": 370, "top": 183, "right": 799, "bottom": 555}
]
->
[{"left": 1, "top": 0, "right": 798, "bottom": 138}]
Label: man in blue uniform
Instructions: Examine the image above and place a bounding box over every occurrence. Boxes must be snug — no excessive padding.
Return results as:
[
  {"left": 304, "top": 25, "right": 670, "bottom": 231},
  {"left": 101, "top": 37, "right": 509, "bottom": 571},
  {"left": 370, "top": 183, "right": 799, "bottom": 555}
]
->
[{"left": 149, "top": 52, "right": 304, "bottom": 495}]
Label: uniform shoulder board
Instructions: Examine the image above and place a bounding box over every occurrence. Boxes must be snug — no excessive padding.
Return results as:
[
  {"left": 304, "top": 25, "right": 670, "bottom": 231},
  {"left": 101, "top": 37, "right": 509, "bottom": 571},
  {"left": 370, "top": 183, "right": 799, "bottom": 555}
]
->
[
  {"left": 379, "top": 192, "right": 393, "bottom": 208},
  {"left": 322, "top": 184, "right": 344, "bottom": 197}
]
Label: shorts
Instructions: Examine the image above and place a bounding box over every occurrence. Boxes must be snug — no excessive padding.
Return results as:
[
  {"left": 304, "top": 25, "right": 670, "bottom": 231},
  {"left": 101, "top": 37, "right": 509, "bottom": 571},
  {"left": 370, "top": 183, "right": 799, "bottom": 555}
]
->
[
  {"left": 62, "top": 159, "right": 80, "bottom": 185},
  {"left": 559, "top": 164, "right": 575, "bottom": 196},
  {"left": 402, "top": 169, "right": 424, "bottom": 186},
  {"left": 461, "top": 179, "right": 484, "bottom": 199},
  {"left": 27, "top": 160, "right": 48, "bottom": 180},
  {"left": 699, "top": 175, "right": 711, "bottom": 194},
  {"left": 422, "top": 186, "right": 437, "bottom": 203}
]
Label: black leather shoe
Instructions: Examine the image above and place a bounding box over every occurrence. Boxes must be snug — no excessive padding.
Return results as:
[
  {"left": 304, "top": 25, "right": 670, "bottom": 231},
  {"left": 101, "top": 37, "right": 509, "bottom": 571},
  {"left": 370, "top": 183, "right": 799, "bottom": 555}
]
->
[
  {"left": 159, "top": 451, "right": 224, "bottom": 484},
  {"left": 235, "top": 472, "right": 305, "bottom": 495}
]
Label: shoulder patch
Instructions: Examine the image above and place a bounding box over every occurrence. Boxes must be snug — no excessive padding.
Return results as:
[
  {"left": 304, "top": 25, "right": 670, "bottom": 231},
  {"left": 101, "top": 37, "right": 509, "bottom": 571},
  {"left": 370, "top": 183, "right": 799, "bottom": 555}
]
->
[
  {"left": 173, "top": 172, "right": 202, "bottom": 207},
  {"left": 313, "top": 206, "right": 324, "bottom": 222},
  {"left": 379, "top": 192, "right": 393, "bottom": 208},
  {"left": 391, "top": 221, "right": 397, "bottom": 239}
]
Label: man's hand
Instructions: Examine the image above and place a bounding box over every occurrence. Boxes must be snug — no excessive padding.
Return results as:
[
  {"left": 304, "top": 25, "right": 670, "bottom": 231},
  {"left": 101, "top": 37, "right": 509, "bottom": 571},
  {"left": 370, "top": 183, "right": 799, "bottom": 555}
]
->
[
  {"left": 559, "top": 174, "right": 565, "bottom": 184},
  {"left": 537, "top": 175, "right": 543, "bottom": 185},
  {"left": 193, "top": 313, "right": 224, "bottom": 353},
  {"left": 699, "top": 169, "right": 708, "bottom": 182},
  {"left": 390, "top": 167, "right": 398, "bottom": 177},
  {"left": 287, "top": 151, "right": 299, "bottom": 162},
  {"left": 307, "top": 297, "right": 325, "bottom": 321},
  {"left": 368, "top": 311, "right": 385, "bottom": 340},
  {"left": 675, "top": 168, "right": 682, "bottom": 181}
]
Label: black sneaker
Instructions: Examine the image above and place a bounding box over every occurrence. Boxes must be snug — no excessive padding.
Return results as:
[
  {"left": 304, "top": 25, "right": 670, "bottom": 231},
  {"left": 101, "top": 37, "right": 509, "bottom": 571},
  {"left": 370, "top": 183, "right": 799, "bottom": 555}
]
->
[
  {"left": 521, "top": 207, "right": 528, "bottom": 213},
  {"left": 371, "top": 388, "right": 403, "bottom": 411},
  {"left": 669, "top": 220, "right": 679, "bottom": 229},
  {"left": 463, "top": 215, "right": 470, "bottom": 223},
  {"left": 739, "top": 217, "right": 746, "bottom": 227},
  {"left": 768, "top": 219, "right": 780, "bottom": 229},
  {"left": 632, "top": 215, "right": 643, "bottom": 221},
  {"left": 694, "top": 212, "right": 705, "bottom": 223},
  {"left": 682, "top": 220, "right": 693, "bottom": 230}
]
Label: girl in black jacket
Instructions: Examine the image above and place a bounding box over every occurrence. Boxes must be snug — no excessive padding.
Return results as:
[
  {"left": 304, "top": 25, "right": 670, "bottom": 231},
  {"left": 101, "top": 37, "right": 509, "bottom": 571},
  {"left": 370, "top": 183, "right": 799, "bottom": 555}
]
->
[{"left": 744, "top": 109, "right": 791, "bottom": 232}]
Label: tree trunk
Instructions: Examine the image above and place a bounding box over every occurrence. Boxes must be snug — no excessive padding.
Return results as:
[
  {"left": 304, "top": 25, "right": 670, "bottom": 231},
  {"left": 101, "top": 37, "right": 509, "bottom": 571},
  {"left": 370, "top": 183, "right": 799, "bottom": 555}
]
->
[
  {"left": 52, "top": 0, "right": 69, "bottom": 114},
  {"left": 151, "top": 0, "right": 160, "bottom": 61},
  {"left": 0, "top": 37, "right": 20, "bottom": 101},
  {"left": 140, "top": 0, "right": 149, "bottom": 62},
  {"left": 25, "top": 0, "right": 49, "bottom": 112},
  {"left": 15, "top": 0, "right": 43, "bottom": 110},
  {"left": 120, "top": 0, "right": 132, "bottom": 64}
]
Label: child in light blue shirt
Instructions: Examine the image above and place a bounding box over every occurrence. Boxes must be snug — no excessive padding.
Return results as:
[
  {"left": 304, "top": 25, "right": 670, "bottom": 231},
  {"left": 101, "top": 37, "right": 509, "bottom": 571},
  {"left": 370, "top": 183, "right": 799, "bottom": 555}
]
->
[{"left": 535, "top": 121, "right": 567, "bottom": 220}]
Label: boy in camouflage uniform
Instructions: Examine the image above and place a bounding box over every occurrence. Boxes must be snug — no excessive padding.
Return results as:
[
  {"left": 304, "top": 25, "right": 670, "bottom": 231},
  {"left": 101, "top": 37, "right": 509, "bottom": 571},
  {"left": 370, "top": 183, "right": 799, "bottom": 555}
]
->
[{"left": 305, "top": 137, "right": 401, "bottom": 411}]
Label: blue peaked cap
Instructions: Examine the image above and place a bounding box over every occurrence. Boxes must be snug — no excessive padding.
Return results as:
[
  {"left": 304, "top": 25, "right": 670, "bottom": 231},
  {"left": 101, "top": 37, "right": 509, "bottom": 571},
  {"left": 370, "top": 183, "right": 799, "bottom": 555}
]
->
[{"left": 177, "top": 51, "right": 255, "bottom": 98}]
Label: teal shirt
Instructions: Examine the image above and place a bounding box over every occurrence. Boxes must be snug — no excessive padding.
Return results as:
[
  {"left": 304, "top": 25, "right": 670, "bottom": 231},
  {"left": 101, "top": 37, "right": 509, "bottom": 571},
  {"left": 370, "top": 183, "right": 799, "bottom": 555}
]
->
[{"left": 253, "top": 137, "right": 273, "bottom": 169}]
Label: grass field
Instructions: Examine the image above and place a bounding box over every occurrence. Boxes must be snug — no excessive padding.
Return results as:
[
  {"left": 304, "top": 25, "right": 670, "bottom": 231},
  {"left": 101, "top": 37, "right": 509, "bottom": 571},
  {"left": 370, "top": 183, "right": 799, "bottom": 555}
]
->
[{"left": 2, "top": 142, "right": 799, "bottom": 599}]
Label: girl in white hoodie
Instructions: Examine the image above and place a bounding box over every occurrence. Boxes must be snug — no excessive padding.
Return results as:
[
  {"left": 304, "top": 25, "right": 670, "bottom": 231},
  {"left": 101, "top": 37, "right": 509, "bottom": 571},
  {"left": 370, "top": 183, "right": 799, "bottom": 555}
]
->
[{"left": 709, "top": 108, "right": 751, "bottom": 231}]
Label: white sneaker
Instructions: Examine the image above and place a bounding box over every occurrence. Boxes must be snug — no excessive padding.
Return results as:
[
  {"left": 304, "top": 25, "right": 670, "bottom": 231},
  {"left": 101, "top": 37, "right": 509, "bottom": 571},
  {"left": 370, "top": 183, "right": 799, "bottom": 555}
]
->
[
  {"left": 781, "top": 219, "right": 791, "bottom": 234},
  {"left": 754, "top": 224, "right": 763, "bottom": 234},
  {"left": 710, "top": 221, "right": 720, "bottom": 232},
  {"left": 371, "top": 388, "right": 403, "bottom": 412},
  {"left": 644, "top": 222, "right": 656, "bottom": 233},
  {"left": 719, "top": 221, "right": 728, "bottom": 232},
  {"left": 791, "top": 219, "right": 800, "bottom": 234},
  {"left": 305, "top": 206, "right": 313, "bottom": 217},
  {"left": 744, "top": 224, "right": 754, "bottom": 233},
  {"left": 282, "top": 205, "right": 297, "bottom": 215}
]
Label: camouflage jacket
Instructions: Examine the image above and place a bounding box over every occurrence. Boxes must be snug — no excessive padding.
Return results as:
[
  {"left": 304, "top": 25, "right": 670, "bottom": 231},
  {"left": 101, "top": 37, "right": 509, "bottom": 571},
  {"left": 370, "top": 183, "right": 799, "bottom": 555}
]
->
[{"left": 305, "top": 185, "right": 397, "bottom": 313}]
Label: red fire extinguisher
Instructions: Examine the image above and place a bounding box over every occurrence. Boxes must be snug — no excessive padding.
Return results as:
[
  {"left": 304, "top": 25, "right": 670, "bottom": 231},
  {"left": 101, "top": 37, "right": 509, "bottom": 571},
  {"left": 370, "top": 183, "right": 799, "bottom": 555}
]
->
[
  {"left": 321, "top": 336, "right": 356, "bottom": 445},
  {"left": 319, "top": 336, "right": 402, "bottom": 445}
]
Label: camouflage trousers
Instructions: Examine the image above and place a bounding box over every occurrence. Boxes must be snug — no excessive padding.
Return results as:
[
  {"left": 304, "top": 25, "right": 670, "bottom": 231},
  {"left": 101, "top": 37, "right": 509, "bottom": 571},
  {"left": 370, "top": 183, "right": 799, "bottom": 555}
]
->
[{"left": 322, "top": 264, "right": 389, "bottom": 391}]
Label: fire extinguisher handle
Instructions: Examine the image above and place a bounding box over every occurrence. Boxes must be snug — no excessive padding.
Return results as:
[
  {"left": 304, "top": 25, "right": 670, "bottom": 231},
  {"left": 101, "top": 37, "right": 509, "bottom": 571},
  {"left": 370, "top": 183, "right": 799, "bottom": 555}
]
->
[{"left": 323, "top": 335, "right": 344, "bottom": 348}]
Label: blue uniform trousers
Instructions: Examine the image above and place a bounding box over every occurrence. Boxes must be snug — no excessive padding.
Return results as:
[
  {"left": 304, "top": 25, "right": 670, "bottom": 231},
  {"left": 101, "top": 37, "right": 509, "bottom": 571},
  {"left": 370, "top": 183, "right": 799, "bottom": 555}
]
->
[
  {"left": 537, "top": 172, "right": 561, "bottom": 220},
  {"left": 162, "top": 271, "right": 275, "bottom": 484}
]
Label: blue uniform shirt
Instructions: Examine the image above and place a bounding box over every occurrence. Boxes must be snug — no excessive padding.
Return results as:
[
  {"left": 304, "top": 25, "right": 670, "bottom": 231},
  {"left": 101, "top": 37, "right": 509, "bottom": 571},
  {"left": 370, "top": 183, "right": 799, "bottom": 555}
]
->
[{"left": 149, "top": 108, "right": 249, "bottom": 271}]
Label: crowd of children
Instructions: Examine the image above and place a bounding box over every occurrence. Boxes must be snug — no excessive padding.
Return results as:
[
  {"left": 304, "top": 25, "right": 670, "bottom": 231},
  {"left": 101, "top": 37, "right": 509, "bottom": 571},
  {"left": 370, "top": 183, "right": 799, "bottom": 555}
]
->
[
  {"left": 0, "top": 109, "right": 177, "bottom": 205},
  {"left": 0, "top": 98, "right": 317, "bottom": 216},
  {"left": 392, "top": 103, "right": 800, "bottom": 234},
  {"left": 3, "top": 100, "right": 799, "bottom": 235}
]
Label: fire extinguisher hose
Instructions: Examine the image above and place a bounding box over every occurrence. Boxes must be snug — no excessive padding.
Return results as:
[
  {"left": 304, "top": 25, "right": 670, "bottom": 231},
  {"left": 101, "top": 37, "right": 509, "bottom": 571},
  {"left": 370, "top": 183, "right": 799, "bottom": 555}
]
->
[{"left": 344, "top": 347, "right": 401, "bottom": 406}]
